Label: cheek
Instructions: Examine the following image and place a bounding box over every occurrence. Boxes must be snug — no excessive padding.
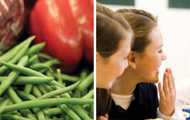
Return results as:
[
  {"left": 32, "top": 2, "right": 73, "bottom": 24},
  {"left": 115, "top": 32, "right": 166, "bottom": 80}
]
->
[
  {"left": 113, "top": 60, "right": 127, "bottom": 78},
  {"left": 146, "top": 62, "right": 161, "bottom": 82},
  {"left": 145, "top": 55, "right": 161, "bottom": 70},
  {"left": 150, "top": 55, "right": 162, "bottom": 69},
  {"left": 136, "top": 56, "right": 160, "bottom": 81}
]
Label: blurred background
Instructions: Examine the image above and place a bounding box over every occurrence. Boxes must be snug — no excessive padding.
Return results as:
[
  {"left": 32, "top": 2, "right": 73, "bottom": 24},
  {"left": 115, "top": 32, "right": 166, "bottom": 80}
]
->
[{"left": 97, "top": 0, "right": 190, "bottom": 105}]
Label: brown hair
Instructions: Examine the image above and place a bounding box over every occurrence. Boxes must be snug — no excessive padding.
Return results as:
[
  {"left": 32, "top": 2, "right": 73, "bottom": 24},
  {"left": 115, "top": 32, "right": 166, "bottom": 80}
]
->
[
  {"left": 117, "top": 9, "right": 157, "bottom": 53},
  {"left": 96, "top": 4, "right": 132, "bottom": 57}
]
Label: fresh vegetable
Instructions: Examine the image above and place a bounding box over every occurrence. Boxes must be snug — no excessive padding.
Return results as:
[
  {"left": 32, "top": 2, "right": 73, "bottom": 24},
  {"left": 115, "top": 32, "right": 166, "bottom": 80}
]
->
[
  {"left": 69, "top": 0, "right": 94, "bottom": 64},
  {"left": 0, "top": 37, "right": 94, "bottom": 120},
  {"left": 30, "top": 0, "right": 82, "bottom": 72},
  {"left": 3, "top": 98, "right": 92, "bottom": 113},
  {"left": 0, "top": 0, "right": 25, "bottom": 52}
]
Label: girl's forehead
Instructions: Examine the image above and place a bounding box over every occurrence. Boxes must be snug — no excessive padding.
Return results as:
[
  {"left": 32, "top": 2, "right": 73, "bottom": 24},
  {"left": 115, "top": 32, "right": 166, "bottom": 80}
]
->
[{"left": 148, "top": 27, "right": 163, "bottom": 46}]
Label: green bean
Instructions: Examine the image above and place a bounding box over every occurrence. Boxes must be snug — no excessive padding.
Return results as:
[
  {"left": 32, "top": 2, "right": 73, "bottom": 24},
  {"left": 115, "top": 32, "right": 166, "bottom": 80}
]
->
[
  {"left": 90, "top": 104, "right": 94, "bottom": 119},
  {"left": 27, "top": 43, "right": 45, "bottom": 56},
  {"left": 24, "top": 85, "right": 33, "bottom": 94},
  {"left": 8, "top": 88, "right": 22, "bottom": 103},
  {"left": 0, "top": 38, "right": 33, "bottom": 75},
  {"left": 1, "top": 62, "right": 45, "bottom": 77},
  {"left": 40, "top": 81, "right": 80, "bottom": 99},
  {"left": 59, "top": 104, "right": 81, "bottom": 120},
  {"left": 33, "top": 57, "right": 59, "bottom": 68},
  {"left": 60, "top": 74, "right": 79, "bottom": 82},
  {"left": 28, "top": 55, "right": 39, "bottom": 65},
  {"left": 56, "top": 91, "right": 92, "bottom": 120},
  {"left": 36, "top": 111, "right": 46, "bottom": 120},
  {"left": 43, "top": 85, "right": 53, "bottom": 92},
  {"left": 65, "top": 115, "right": 70, "bottom": 120},
  {"left": 32, "top": 86, "right": 43, "bottom": 97},
  {"left": 30, "top": 64, "right": 49, "bottom": 71},
  {"left": 45, "top": 104, "right": 92, "bottom": 120},
  {"left": 8, "top": 88, "right": 36, "bottom": 119},
  {"left": 17, "top": 91, "right": 35, "bottom": 101},
  {"left": 44, "top": 59, "right": 60, "bottom": 66},
  {"left": 2, "top": 66, "right": 63, "bottom": 88},
  {"left": 69, "top": 105, "right": 91, "bottom": 120},
  {"left": 44, "top": 108, "right": 62, "bottom": 116},
  {"left": 0, "top": 114, "right": 34, "bottom": 120},
  {"left": 50, "top": 80, "right": 65, "bottom": 88},
  {"left": 69, "top": 93, "right": 92, "bottom": 120},
  {"left": 38, "top": 53, "right": 54, "bottom": 60},
  {"left": 82, "top": 90, "right": 93, "bottom": 99},
  {"left": 0, "top": 98, "right": 10, "bottom": 114},
  {"left": 0, "top": 36, "right": 94, "bottom": 119},
  {"left": 80, "top": 69, "right": 89, "bottom": 80},
  {"left": 0, "top": 76, "right": 53, "bottom": 85},
  {"left": 73, "top": 90, "right": 81, "bottom": 97},
  {"left": 2, "top": 98, "right": 93, "bottom": 113},
  {"left": 18, "top": 91, "right": 46, "bottom": 120},
  {"left": 0, "top": 36, "right": 35, "bottom": 62},
  {"left": 55, "top": 69, "right": 62, "bottom": 84},
  {"left": 38, "top": 85, "right": 47, "bottom": 94},
  {"left": 77, "top": 73, "right": 93, "bottom": 91},
  {"left": 45, "top": 69, "right": 65, "bottom": 88},
  {"left": 30, "top": 60, "right": 59, "bottom": 72},
  {"left": 0, "top": 56, "right": 28, "bottom": 96}
]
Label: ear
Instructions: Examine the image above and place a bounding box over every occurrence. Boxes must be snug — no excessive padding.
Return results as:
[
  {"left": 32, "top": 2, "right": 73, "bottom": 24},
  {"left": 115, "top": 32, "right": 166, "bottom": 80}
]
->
[
  {"left": 127, "top": 51, "right": 137, "bottom": 69},
  {"left": 96, "top": 52, "right": 102, "bottom": 63}
]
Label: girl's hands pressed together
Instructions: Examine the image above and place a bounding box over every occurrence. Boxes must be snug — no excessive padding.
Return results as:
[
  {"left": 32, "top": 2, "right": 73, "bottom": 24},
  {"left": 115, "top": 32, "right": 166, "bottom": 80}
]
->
[{"left": 158, "top": 68, "right": 176, "bottom": 116}]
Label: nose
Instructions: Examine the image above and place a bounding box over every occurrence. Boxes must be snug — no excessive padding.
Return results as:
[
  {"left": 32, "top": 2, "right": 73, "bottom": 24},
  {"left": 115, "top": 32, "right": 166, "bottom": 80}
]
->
[{"left": 162, "top": 53, "right": 167, "bottom": 61}]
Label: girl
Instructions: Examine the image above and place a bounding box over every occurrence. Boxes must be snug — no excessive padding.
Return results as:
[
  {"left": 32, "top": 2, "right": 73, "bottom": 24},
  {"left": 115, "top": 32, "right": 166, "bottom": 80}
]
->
[
  {"left": 109, "top": 9, "right": 176, "bottom": 120},
  {"left": 96, "top": 4, "right": 133, "bottom": 120}
]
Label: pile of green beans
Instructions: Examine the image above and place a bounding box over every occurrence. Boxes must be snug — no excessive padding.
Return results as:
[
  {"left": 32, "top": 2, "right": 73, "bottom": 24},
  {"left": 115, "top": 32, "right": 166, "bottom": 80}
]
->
[{"left": 0, "top": 37, "right": 94, "bottom": 120}]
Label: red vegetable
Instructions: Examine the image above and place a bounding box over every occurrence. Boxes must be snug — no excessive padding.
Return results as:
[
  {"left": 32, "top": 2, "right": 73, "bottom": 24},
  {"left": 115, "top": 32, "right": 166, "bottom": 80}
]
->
[
  {"left": 0, "top": 0, "right": 25, "bottom": 52},
  {"left": 69, "top": 0, "right": 94, "bottom": 64},
  {"left": 30, "top": 0, "right": 82, "bottom": 72}
]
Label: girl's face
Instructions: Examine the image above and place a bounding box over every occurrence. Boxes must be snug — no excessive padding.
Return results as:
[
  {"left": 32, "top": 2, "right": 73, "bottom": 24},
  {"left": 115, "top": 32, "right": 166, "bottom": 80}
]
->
[
  {"left": 99, "top": 33, "right": 132, "bottom": 85},
  {"left": 135, "top": 26, "right": 166, "bottom": 83}
]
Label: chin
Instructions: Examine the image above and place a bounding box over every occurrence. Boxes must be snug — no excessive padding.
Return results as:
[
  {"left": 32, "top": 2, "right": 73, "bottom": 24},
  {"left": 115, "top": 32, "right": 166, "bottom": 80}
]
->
[
  {"left": 153, "top": 78, "right": 159, "bottom": 83},
  {"left": 152, "top": 73, "right": 159, "bottom": 83},
  {"left": 146, "top": 74, "right": 159, "bottom": 83}
]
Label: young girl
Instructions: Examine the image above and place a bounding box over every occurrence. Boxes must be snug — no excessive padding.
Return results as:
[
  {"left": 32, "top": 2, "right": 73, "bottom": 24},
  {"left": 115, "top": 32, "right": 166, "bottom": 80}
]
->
[
  {"left": 96, "top": 4, "right": 133, "bottom": 120},
  {"left": 109, "top": 9, "right": 176, "bottom": 120}
]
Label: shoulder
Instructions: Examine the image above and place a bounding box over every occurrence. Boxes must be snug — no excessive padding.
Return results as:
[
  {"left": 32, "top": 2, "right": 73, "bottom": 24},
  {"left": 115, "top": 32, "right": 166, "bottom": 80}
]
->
[
  {"left": 135, "top": 83, "right": 157, "bottom": 94},
  {"left": 134, "top": 83, "right": 158, "bottom": 105}
]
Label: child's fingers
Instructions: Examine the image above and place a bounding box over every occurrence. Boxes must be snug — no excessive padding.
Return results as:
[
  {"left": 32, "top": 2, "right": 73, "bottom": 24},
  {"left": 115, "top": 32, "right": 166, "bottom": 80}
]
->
[
  {"left": 168, "top": 69, "right": 175, "bottom": 92},
  {"left": 163, "top": 70, "right": 169, "bottom": 95},
  {"left": 158, "top": 82, "right": 165, "bottom": 99},
  {"left": 167, "top": 71, "right": 173, "bottom": 90},
  {"left": 169, "top": 69, "right": 176, "bottom": 90},
  {"left": 167, "top": 69, "right": 176, "bottom": 99}
]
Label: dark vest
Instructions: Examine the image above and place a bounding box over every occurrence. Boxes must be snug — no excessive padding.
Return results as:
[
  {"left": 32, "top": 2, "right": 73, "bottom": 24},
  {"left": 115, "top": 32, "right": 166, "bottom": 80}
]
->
[
  {"left": 109, "top": 83, "right": 159, "bottom": 120},
  {"left": 96, "top": 88, "right": 112, "bottom": 117}
]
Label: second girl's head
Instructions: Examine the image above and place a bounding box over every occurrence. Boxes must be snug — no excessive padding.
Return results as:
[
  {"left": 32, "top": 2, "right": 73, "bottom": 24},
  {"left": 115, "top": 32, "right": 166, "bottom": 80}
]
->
[
  {"left": 118, "top": 9, "right": 167, "bottom": 83},
  {"left": 96, "top": 4, "right": 133, "bottom": 86}
]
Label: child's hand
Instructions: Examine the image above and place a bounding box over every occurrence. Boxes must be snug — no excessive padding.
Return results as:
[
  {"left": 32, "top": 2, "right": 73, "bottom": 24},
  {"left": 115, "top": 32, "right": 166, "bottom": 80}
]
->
[
  {"left": 98, "top": 114, "right": 109, "bottom": 120},
  {"left": 158, "top": 68, "right": 176, "bottom": 116}
]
